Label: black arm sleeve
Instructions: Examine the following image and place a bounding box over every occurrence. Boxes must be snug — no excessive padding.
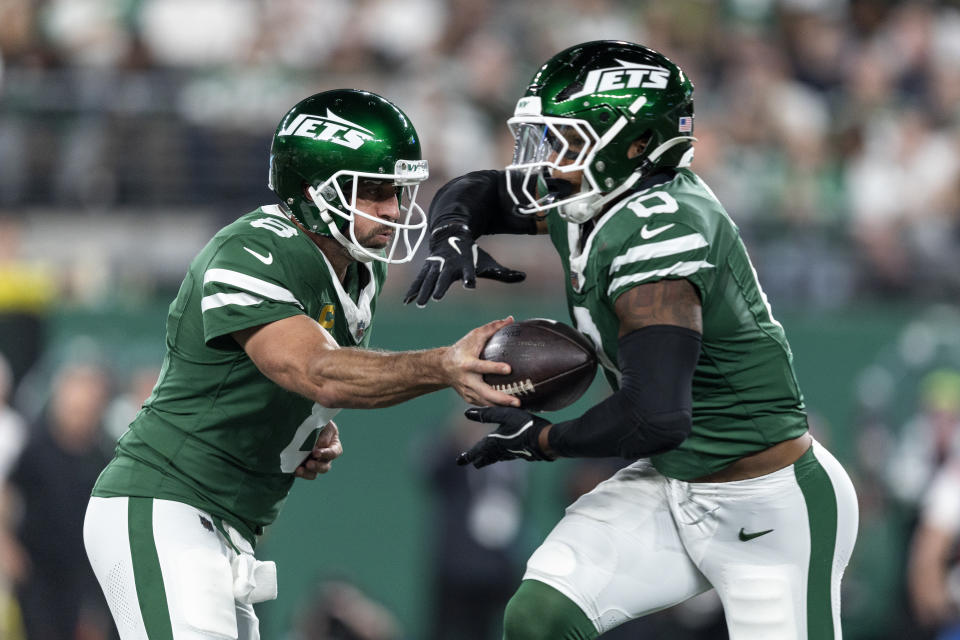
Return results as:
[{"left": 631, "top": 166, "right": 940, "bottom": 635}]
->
[
  {"left": 429, "top": 170, "right": 538, "bottom": 237},
  {"left": 547, "top": 325, "right": 702, "bottom": 459}
]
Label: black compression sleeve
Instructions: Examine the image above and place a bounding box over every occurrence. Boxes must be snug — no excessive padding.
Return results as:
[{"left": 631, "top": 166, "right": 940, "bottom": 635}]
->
[
  {"left": 547, "top": 325, "right": 702, "bottom": 459},
  {"left": 429, "top": 170, "right": 537, "bottom": 237}
]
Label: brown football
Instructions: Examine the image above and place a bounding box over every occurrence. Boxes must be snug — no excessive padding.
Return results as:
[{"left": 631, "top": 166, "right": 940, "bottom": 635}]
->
[{"left": 481, "top": 318, "right": 598, "bottom": 411}]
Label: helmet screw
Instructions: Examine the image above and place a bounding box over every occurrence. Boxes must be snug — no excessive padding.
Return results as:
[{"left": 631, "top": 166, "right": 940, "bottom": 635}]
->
[
  {"left": 596, "top": 160, "right": 605, "bottom": 172},
  {"left": 604, "top": 177, "right": 614, "bottom": 188}
]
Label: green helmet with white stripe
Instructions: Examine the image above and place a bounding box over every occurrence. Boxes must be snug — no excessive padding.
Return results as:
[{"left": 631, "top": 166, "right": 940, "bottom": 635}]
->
[
  {"left": 268, "top": 89, "right": 429, "bottom": 264},
  {"left": 506, "top": 40, "right": 695, "bottom": 223}
]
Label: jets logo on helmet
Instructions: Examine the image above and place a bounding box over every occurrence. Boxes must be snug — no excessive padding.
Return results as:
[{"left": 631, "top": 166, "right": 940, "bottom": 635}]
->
[
  {"left": 277, "top": 109, "right": 374, "bottom": 150},
  {"left": 268, "top": 89, "right": 429, "bottom": 264},
  {"left": 567, "top": 60, "right": 670, "bottom": 100},
  {"left": 505, "top": 41, "right": 695, "bottom": 224}
]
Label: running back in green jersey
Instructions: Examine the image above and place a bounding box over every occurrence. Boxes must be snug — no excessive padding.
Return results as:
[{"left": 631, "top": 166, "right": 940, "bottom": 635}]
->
[
  {"left": 94, "top": 205, "right": 386, "bottom": 544},
  {"left": 547, "top": 169, "right": 808, "bottom": 480}
]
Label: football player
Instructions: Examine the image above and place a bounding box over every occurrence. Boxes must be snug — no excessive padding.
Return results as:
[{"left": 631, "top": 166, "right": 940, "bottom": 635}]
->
[
  {"left": 405, "top": 41, "right": 859, "bottom": 639},
  {"left": 83, "top": 89, "right": 521, "bottom": 640}
]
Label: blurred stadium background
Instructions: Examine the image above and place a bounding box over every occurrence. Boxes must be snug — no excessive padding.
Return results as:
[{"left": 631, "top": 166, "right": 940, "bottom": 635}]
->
[{"left": 2, "top": 0, "right": 960, "bottom": 638}]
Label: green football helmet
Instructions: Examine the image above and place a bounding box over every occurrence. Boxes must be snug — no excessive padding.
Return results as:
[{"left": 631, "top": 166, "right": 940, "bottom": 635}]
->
[
  {"left": 506, "top": 41, "right": 695, "bottom": 223},
  {"left": 268, "top": 89, "right": 429, "bottom": 263}
]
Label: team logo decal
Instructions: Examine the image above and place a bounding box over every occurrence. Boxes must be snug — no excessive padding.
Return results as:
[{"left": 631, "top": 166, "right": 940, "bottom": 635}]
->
[
  {"left": 319, "top": 304, "right": 336, "bottom": 329},
  {"left": 514, "top": 96, "right": 542, "bottom": 116},
  {"left": 278, "top": 109, "right": 375, "bottom": 150},
  {"left": 568, "top": 59, "right": 670, "bottom": 100}
]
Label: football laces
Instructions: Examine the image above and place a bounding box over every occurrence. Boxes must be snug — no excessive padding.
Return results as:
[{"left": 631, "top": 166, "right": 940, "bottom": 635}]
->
[{"left": 491, "top": 379, "right": 535, "bottom": 396}]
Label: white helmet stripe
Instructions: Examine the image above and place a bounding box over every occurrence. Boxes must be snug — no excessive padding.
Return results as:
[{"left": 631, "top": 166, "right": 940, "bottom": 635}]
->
[{"left": 597, "top": 96, "right": 647, "bottom": 149}]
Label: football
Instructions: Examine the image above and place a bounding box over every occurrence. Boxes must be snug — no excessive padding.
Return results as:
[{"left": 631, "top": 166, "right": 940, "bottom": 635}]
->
[{"left": 481, "top": 318, "right": 598, "bottom": 411}]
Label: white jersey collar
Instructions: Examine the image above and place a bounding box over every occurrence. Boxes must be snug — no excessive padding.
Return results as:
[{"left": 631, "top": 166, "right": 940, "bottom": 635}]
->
[
  {"left": 314, "top": 248, "right": 376, "bottom": 343},
  {"left": 264, "top": 204, "right": 376, "bottom": 342}
]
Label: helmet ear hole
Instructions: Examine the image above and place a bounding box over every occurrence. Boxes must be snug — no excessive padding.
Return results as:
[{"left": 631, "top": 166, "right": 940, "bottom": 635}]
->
[{"left": 627, "top": 132, "right": 652, "bottom": 159}]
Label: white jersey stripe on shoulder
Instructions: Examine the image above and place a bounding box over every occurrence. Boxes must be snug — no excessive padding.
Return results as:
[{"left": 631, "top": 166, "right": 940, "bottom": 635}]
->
[
  {"left": 201, "top": 292, "right": 264, "bottom": 312},
  {"left": 261, "top": 204, "right": 288, "bottom": 218},
  {"left": 609, "top": 234, "right": 708, "bottom": 274},
  {"left": 607, "top": 260, "right": 714, "bottom": 296},
  {"left": 203, "top": 268, "right": 304, "bottom": 309}
]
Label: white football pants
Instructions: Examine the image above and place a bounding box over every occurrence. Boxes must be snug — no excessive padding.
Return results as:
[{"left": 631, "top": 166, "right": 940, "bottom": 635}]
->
[
  {"left": 523, "top": 440, "right": 858, "bottom": 639},
  {"left": 84, "top": 497, "right": 277, "bottom": 639}
]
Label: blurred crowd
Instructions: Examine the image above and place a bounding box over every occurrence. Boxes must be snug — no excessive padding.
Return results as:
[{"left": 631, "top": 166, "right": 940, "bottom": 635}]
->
[{"left": 0, "top": 0, "right": 959, "bottom": 305}]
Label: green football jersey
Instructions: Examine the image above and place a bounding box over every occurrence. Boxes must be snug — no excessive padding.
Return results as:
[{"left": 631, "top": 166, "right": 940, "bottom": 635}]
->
[
  {"left": 94, "top": 205, "right": 386, "bottom": 543},
  {"left": 548, "top": 169, "right": 808, "bottom": 481}
]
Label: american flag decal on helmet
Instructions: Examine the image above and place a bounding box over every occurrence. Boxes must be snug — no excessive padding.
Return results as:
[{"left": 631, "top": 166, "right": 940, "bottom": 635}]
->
[{"left": 678, "top": 116, "right": 693, "bottom": 132}]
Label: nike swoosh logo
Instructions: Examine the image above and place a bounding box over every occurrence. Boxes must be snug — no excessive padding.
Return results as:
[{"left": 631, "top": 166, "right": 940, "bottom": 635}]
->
[
  {"left": 640, "top": 223, "right": 675, "bottom": 240},
  {"left": 487, "top": 420, "right": 535, "bottom": 439},
  {"left": 448, "top": 236, "right": 462, "bottom": 255},
  {"left": 738, "top": 527, "right": 774, "bottom": 541},
  {"left": 244, "top": 247, "right": 273, "bottom": 265}
]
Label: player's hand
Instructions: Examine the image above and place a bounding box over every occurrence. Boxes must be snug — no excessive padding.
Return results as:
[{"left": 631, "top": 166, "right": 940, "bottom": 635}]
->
[
  {"left": 443, "top": 317, "right": 522, "bottom": 408},
  {"left": 403, "top": 223, "right": 525, "bottom": 307},
  {"left": 457, "top": 407, "right": 553, "bottom": 468},
  {"left": 295, "top": 421, "right": 342, "bottom": 480}
]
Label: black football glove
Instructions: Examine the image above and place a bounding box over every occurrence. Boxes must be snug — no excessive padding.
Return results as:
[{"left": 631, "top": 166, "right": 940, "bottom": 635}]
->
[
  {"left": 402, "top": 223, "right": 525, "bottom": 307},
  {"left": 403, "top": 171, "right": 532, "bottom": 307},
  {"left": 457, "top": 407, "right": 553, "bottom": 468}
]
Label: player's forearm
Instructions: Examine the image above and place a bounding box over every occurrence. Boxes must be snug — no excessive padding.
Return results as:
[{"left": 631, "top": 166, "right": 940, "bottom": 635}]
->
[
  {"left": 299, "top": 346, "right": 450, "bottom": 408},
  {"left": 240, "top": 314, "right": 517, "bottom": 410},
  {"left": 547, "top": 326, "right": 700, "bottom": 459},
  {"left": 237, "top": 316, "right": 455, "bottom": 408},
  {"left": 430, "top": 170, "right": 538, "bottom": 237}
]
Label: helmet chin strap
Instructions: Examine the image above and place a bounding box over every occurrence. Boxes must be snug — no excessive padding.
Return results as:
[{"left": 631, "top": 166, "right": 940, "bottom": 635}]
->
[
  {"left": 308, "top": 183, "right": 380, "bottom": 263},
  {"left": 562, "top": 135, "right": 697, "bottom": 223},
  {"left": 318, "top": 206, "right": 377, "bottom": 263},
  {"left": 645, "top": 135, "right": 697, "bottom": 165},
  {"left": 559, "top": 183, "right": 602, "bottom": 224}
]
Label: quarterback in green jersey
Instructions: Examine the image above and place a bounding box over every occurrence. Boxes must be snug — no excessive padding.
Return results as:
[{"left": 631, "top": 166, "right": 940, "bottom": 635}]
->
[
  {"left": 406, "top": 42, "right": 859, "bottom": 639},
  {"left": 83, "top": 89, "right": 522, "bottom": 640}
]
